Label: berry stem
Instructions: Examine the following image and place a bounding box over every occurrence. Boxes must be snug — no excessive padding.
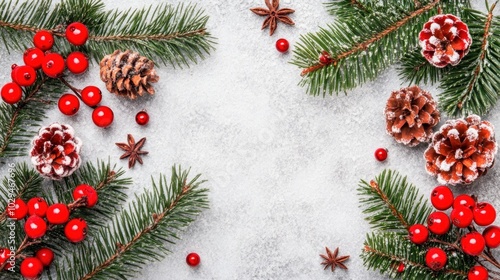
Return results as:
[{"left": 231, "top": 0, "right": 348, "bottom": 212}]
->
[
  {"left": 0, "top": 236, "right": 40, "bottom": 271},
  {"left": 58, "top": 77, "right": 97, "bottom": 109}
]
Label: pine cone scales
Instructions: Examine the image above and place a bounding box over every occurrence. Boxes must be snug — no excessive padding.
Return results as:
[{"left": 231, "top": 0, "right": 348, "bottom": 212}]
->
[
  {"left": 424, "top": 115, "right": 498, "bottom": 185},
  {"left": 384, "top": 86, "right": 440, "bottom": 147},
  {"left": 100, "top": 50, "right": 159, "bottom": 99}
]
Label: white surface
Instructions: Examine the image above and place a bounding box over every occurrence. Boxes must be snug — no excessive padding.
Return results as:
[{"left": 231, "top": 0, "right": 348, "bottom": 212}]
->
[{"left": 1, "top": 0, "right": 499, "bottom": 279}]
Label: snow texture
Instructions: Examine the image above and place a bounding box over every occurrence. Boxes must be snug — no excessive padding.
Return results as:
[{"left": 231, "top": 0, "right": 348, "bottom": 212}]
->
[{"left": 0, "top": 0, "right": 498, "bottom": 279}]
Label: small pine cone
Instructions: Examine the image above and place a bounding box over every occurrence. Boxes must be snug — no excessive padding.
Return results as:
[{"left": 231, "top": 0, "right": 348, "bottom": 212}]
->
[
  {"left": 424, "top": 115, "right": 498, "bottom": 185},
  {"left": 99, "top": 50, "right": 159, "bottom": 99},
  {"left": 419, "top": 14, "right": 472, "bottom": 68},
  {"left": 384, "top": 86, "right": 440, "bottom": 147},
  {"left": 30, "top": 123, "right": 82, "bottom": 180}
]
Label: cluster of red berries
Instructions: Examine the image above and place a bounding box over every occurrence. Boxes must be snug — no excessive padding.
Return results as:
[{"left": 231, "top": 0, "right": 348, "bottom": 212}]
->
[
  {"left": 0, "top": 247, "right": 54, "bottom": 279},
  {"left": 406, "top": 185, "right": 498, "bottom": 280}
]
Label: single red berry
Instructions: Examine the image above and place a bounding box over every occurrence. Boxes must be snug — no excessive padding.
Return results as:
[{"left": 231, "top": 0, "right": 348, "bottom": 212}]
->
[
  {"left": 276, "top": 38, "right": 289, "bottom": 53},
  {"left": 46, "top": 203, "right": 70, "bottom": 225},
  {"left": 453, "top": 194, "right": 476, "bottom": 210},
  {"left": 468, "top": 265, "right": 488, "bottom": 280},
  {"left": 450, "top": 206, "right": 473, "bottom": 228},
  {"left": 20, "top": 257, "right": 43, "bottom": 279},
  {"left": 7, "top": 198, "right": 28, "bottom": 220},
  {"left": 374, "top": 148, "right": 388, "bottom": 161},
  {"left": 64, "top": 218, "right": 88, "bottom": 243},
  {"left": 0, "top": 248, "right": 13, "bottom": 270},
  {"left": 425, "top": 247, "right": 447, "bottom": 271},
  {"left": 42, "top": 53, "right": 65, "bottom": 78},
  {"left": 461, "top": 232, "right": 485, "bottom": 256},
  {"left": 33, "top": 30, "right": 54, "bottom": 51},
  {"left": 397, "top": 262, "right": 405, "bottom": 273},
  {"left": 1, "top": 82, "right": 23, "bottom": 104},
  {"left": 24, "top": 215, "right": 47, "bottom": 239},
  {"left": 11, "top": 65, "right": 37, "bottom": 87},
  {"left": 92, "top": 106, "right": 114, "bottom": 128},
  {"left": 186, "top": 252, "right": 200, "bottom": 267},
  {"left": 58, "top": 94, "right": 80, "bottom": 116},
  {"left": 65, "top": 22, "right": 89, "bottom": 46},
  {"left": 473, "top": 202, "right": 496, "bottom": 226},
  {"left": 23, "top": 47, "right": 45, "bottom": 70},
  {"left": 80, "top": 86, "right": 102, "bottom": 107},
  {"left": 430, "top": 185, "right": 454, "bottom": 210},
  {"left": 483, "top": 225, "right": 500, "bottom": 248},
  {"left": 408, "top": 224, "right": 429, "bottom": 245},
  {"left": 73, "top": 184, "right": 98, "bottom": 208},
  {"left": 135, "top": 110, "right": 150, "bottom": 126},
  {"left": 319, "top": 51, "right": 332, "bottom": 64},
  {"left": 66, "top": 51, "right": 89, "bottom": 74},
  {"left": 427, "top": 211, "right": 451, "bottom": 235},
  {"left": 35, "top": 248, "right": 54, "bottom": 267},
  {"left": 27, "top": 197, "right": 49, "bottom": 218}
]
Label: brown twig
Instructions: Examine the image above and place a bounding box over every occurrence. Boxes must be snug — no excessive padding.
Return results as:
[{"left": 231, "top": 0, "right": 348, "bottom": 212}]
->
[
  {"left": 350, "top": 0, "right": 367, "bottom": 11},
  {"left": 369, "top": 180, "right": 409, "bottom": 229},
  {"left": 0, "top": 236, "right": 41, "bottom": 271}
]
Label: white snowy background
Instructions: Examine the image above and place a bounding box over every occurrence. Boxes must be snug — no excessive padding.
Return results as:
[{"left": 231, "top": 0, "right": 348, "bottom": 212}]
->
[{"left": 1, "top": 0, "right": 499, "bottom": 279}]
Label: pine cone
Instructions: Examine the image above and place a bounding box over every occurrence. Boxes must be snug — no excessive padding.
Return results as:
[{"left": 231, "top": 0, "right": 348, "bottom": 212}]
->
[
  {"left": 30, "top": 123, "right": 82, "bottom": 180},
  {"left": 99, "top": 50, "right": 159, "bottom": 99},
  {"left": 419, "top": 14, "right": 472, "bottom": 68},
  {"left": 424, "top": 115, "right": 498, "bottom": 185},
  {"left": 384, "top": 86, "right": 440, "bottom": 147}
]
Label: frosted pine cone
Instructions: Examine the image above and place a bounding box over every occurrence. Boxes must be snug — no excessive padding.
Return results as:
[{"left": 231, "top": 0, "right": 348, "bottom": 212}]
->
[
  {"left": 99, "top": 50, "right": 159, "bottom": 99},
  {"left": 419, "top": 14, "right": 472, "bottom": 68},
  {"left": 384, "top": 86, "right": 440, "bottom": 147},
  {"left": 424, "top": 115, "right": 498, "bottom": 185},
  {"left": 30, "top": 123, "right": 82, "bottom": 180}
]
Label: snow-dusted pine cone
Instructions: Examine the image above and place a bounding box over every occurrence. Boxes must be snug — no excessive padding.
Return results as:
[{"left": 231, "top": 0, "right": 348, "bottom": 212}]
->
[
  {"left": 384, "top": 86, "right": 440, "bottom": 147},
  {"left": 99, "top": 50, "right": 159, "bottom": 99},
  {"left": 419, "top": 14, "right": 472, "bottom": 68},
  {"left": 424, "top": 115, "right": 498, "bottom": 185},
  {"left": 30, "top": 123, "right": 82, "bottom": 180}
]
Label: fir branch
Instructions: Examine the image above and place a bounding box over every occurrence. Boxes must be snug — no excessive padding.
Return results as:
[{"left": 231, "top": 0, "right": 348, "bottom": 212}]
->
[{"left": 398, "top": 49, "right": 449, "bottom": 85}]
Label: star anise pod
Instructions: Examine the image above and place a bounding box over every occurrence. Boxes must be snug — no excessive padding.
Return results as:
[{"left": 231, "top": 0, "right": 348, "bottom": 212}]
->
[
  {"left": 115, "top": 134, "right": 149, "bottom": 169},
  {"left": 320, "top": 247, "right": 349, "bottom": 272},
  {"left": 250, "top": 0, "right": 294, "bottom": 36}
]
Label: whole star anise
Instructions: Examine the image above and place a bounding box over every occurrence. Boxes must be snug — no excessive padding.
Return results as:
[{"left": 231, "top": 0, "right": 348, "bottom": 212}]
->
[
  {"left": 250, "top": 0, "right": 295, "bottom": 36},
  {"left": 115, "top": 134, "right": 149, "bottom": 169},
  {"left": 320, "top": 247, "right": 349, "bottom": 272}
]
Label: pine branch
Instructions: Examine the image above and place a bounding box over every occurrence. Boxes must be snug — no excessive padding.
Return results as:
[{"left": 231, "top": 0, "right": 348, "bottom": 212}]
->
[{"left": 398, "top": 49, "right": 449, "bottom": 85}]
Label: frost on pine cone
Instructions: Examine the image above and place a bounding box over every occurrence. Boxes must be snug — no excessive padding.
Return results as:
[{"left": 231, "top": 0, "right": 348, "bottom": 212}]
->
[
  {"left": 30, "top": 123, "right": 82, "bottom": 180},
  {"left": 419, "top": 14, "right": 472, "bottom": 68},
  {"left": 384, "top": 86, "right": 440, "bottom": 147},
  {"left": 424, "top": 115, "right": 498, "bottom": 185},
  {"left": 99, "top": 50, "right": 159, "bottom": 99}
]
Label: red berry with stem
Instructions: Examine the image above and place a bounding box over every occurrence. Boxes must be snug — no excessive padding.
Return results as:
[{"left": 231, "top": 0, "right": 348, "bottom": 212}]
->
[
  {"left": 66, "top": 51, "right": 89, "bottom": 74},
  {"left": 468, "top": 265, "right": 488, "bottom": 280},
  {"left": 430, "top": 185, "right": 454, "bottom": 210},
  {"left": 473, "top": 202, "right": 496, "bottom": 226},
  {"left": 374, "top": 148, "right": 388, "bottom": 161},
  {"left": 42, "top": 52, "right": 65, "bottom": 78},
  {"left": 425, "top": 247, "right": 447, "bottom": 271},
  {"left": 80, "top": 86, "right": 102, "bottom": 107},
  {"left": 483, "top": 225, "right": 500, "bottom": 248},
  {"left": 33, "top": 30, "right": 54, "bottom": 51},
  {"left": 186, "top": 252, "right": 200, "bottom": 267},
  {"left": 27, "top": 197, "right": 48, "bottom": 218},
  {"left": 1, "top": 82, "right": 23, "bottom": 104},
  {"left": 408, "top": 224, "right": 429, "bottom": 245},
  {"left": 35, "top": 248, "right": 54, "bottom": 267},
  {"left": 73, "top": 184, "right": 98, "bottom": 208},
  {"left": 20, "top": 257, "right": 43, "bottom": 279},
  {"left": 7, "top": 198, "right": 28, "bottom": 220},
  {"left": 275, "top": 38, "right": 289, "bottom": 53},
  {"left": 46, "top": 203, "right": 70, "bottom": 225},
  {"left": 65, "top": 22, "right": 89, "bottom": 46},
  {"left": 453, "top": 194, "right": 476, "bottom": 210},
  {"left": 24, "top": 215, "right": 47, "bottom": 239},
  {"left": 64, "top": 218, "right": 88, "bottom": 242},
  {"left": 397, "top": 262, "right": 405, "bottom": 273},
  {"left": 135, "top": 110, "right": 149, "bottom": 126},
  {"left": 461, "top": 232, "right": 485, "bottom": 256},
  {"left": 92, "top": 106, "right": 114, "bottom": 128},
  {"left": 427, "top": 211, "right": 451, "bottom": 235},
  {"left": 11, "top": 65, "right": 36, "bottom": 87},
  {"left": 58, "top": 94, "right": 80, "bottom": 116},
  {"left": 23, "top": 47, "right": 45, "bottom": 70},
  {"left": 450, "top": 206, "right": 473, "bottom": 228},
  {"left": 0, "top": 248, "right": 13, "bottom": 270},
  {"left": 319, "top": 51, "right": 332, "bottom": 64}
]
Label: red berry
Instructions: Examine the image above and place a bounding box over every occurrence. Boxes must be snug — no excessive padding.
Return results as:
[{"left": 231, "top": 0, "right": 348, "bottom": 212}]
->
[
  {"left": 73, "top": 184, "right": 98, "bottom": 208},
  {"left": 453, "top": 194, "right": 475, "bottom": 210},
  {"left": 64, "top": 218, "right": 88, "bottom": 243},
  {"left": 35, "top": 248, "right": 54, "bottom": 267},
  {"left": 58, "top": 94, "right": 80, "bottom": 116},
  {"left": 0, "top": 248, "right": 13, "bottom": 270},
  {"left": 468, "top": 265, "right": 488, "bottom": 280},
  {"left": 1, "top": 82, "right": 23, "bottom": 104},
  {"left": 319, "top": 51, "right": 332, "bottom": 64},
  {"left": 483, "top": 225, "right": 500, "bottom": 248},
  {"left": 42, "top": 53, "right": 65, "bottom": 78},
  {"left": 425, "top": 247, "right": 447, "bottom": 271},
  {"left": 11, "top": 65, "right": 37, "bottom": 87},
  {"left": 473, "top": 202, "right": 496, "bottom": 226},
  {"left": 397, "top": 262, "right": 405, "bottom": 273},
  {"left": 186, "top": 252, "right": 200, "bottom": 267},
  {"left": 80, "top": 86, "right": 102, "bottom": 107},
  {"left": 7, "top": 198, "right": 28, "bottom": 220},
  {"left": 450, "top": 206, "right": 473, "bottom": 228},
  {"left": 408, "top": 224, "right": 429, "bottom": 245},
  {"left": 92, "top": 106, "right": 114, "bottom": 128},
  {"left": 20, "top": 257, "right": 43, "bottom": 279},
  {"left": 66, "top": 51, "right": 89, "bottom": 74},
  {"left": 427, "top": 211, "right": 451, "bottom": 235},
  {"left": 23, "top": 47, "right": 45, "bottom": 70},
  {"left": 24, "top": 215, "right": 47, "bottom": 239},
  {"left": 430, "top": 185, "right": 454, "bottom": 210},
  {"left": 33, "top": 30, "right": 54, "bottom": 51},
  {"left": 65, "top": 22, "right": 89, "bottom": 46},
  {"left": 135, "top": 110, "right": 149, "bottom": 126},
  {"left": 46, "top": 203, "right": 70, "bottom": 225},
  {"left": 374, "top": 148, "right": 388, "bottom": 161},
  {"left": 276, "top": 38, "right": 289, "bottom": 53},
  {"left": 27, "top": 197, "right": 48, "bottom": 218},
  {"left": 461, "top": 232, "right": 485, "bottom": 256}
]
